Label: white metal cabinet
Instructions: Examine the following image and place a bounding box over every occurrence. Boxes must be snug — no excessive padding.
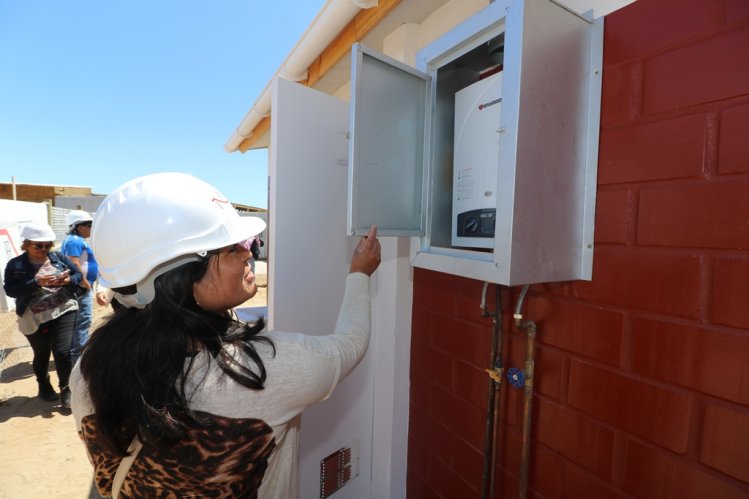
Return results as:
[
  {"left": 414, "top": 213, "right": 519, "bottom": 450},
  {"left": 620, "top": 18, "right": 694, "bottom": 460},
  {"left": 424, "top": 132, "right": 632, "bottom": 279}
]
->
[
  {"left": 269, "top": 77, "right": 373, "bottom": 499},
  {"left": 348, "top": 0, "right": 604, "bottom": 285}
]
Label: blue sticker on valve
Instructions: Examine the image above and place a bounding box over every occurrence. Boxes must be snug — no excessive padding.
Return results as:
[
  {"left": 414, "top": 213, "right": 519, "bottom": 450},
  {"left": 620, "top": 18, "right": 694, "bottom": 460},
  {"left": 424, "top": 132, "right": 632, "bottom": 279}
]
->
[{"left": 507, "top": 367, "right": 525, "bottom": 388}]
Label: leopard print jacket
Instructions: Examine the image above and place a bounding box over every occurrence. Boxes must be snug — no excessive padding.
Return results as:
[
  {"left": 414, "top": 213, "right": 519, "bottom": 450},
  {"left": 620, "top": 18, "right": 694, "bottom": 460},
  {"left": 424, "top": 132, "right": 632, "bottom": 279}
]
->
[{"left": 79, "top": 411, "right": 276, "bottom": 498}]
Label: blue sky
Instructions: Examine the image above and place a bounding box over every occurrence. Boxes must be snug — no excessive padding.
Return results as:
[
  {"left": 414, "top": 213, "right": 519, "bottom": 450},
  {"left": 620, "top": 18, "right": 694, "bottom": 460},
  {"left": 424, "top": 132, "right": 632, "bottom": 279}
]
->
[{"left": 0, "top": 0, "right": 327, "bottom": 208}]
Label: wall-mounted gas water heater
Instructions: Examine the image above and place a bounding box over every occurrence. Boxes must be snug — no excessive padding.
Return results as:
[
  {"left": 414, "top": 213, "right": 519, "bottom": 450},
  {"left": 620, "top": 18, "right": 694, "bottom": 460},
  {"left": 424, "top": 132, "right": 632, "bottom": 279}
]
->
[
  {"left": 452, "top": 70, "right": 502, "bottom": 248},
  {"left": 348, "top": 0, "right": 604, "bottom": 285}
]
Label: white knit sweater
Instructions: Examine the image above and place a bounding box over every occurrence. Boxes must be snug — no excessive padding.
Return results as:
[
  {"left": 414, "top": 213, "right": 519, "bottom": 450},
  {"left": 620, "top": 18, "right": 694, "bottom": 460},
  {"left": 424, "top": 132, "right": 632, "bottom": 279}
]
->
[{"left": 70, "top": 272, "right": 372, "bottom": 499}]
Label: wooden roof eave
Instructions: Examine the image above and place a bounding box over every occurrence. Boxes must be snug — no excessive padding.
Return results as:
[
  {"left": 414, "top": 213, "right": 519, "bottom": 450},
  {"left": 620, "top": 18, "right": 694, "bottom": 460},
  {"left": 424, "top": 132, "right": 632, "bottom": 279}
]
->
[{"left": 237, "top": 0, "right": 401, "bottom": 152}]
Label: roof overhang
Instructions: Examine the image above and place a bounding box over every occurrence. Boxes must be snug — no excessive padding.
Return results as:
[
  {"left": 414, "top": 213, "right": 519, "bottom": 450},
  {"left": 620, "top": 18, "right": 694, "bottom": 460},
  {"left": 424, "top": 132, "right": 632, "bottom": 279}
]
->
[{"left": 225, "top": 0, "right": 636, "bottom": 153}]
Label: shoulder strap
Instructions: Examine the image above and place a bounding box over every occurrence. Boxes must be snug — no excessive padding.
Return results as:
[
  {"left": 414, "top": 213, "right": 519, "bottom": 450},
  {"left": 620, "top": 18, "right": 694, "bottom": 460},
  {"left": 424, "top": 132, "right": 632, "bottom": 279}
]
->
[{"left": 112, "top": 437, "right": 143, "bottom": 499}]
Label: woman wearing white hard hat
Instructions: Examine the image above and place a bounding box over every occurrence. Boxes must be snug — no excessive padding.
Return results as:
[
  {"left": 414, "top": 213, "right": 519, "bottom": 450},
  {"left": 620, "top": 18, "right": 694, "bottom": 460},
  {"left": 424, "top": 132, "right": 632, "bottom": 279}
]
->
[
  {"left": 70, "top": 173, "right": 380, "bottom": 498},
  {"left": 3, "top": 221, "right": 84, "bottom": 409}
]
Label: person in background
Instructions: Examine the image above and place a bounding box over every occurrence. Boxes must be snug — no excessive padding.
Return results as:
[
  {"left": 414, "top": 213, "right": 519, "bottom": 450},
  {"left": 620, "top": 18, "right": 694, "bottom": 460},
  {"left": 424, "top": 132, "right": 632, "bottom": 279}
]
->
[
  {"left": 249, "top": 233, "right": 263, "bottom": 273},
  {"left": 94, "top": 282, "right": 125, "bottom": 313},
  {"left": 70, "top": 172, "right": 380, "bottom": 498},
  {"left": 61, "top": 210, "right": 98, "bottom": 363},
  {"left": 3, "top": 222, "right": 83, "bottom": 409}
]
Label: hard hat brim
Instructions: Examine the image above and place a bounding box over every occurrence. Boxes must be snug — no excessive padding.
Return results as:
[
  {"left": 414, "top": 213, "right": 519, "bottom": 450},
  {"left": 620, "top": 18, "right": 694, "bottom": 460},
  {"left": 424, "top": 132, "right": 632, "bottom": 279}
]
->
[{"left": 236, "top": 216, "right": 266, "bottom": 242}]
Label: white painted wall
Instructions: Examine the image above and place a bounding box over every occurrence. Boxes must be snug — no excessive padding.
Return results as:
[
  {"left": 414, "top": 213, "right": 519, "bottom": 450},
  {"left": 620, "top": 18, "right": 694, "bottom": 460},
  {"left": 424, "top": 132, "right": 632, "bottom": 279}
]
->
[
  {"left": 418, "top": 0, "right": 489, "bottom": 49},
  {"left": 54, "top": 195, "right": 106, "bottom": 213},
  {"left": 269, "top": 77, "right": 372, "bottom": 499},
  {"left": 0, "top": 199, "right": 49, "bottom": 228}
]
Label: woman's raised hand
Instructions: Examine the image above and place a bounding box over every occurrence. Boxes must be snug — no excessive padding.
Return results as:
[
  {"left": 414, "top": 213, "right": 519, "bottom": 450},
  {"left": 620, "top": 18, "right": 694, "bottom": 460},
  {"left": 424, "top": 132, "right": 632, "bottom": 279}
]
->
[{"left": 349, "top": 225, "right": 381, "bottom": 276}]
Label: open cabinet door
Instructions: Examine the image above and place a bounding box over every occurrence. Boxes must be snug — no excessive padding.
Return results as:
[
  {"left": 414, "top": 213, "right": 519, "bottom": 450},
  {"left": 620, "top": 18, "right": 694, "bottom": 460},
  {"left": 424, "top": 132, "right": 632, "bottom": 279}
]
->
[
  {"left": 269, "top": 77, "right": 374, "bottom": 499},
  {"left": 348, "top": 44, "right": 429, "bottom": 237}
]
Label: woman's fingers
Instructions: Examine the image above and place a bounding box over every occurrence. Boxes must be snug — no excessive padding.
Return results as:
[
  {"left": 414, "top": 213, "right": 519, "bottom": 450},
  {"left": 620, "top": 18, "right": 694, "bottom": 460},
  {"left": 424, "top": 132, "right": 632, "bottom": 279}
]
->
[{"left": 350, "top": 225, "right": 381, "bottom": 275}]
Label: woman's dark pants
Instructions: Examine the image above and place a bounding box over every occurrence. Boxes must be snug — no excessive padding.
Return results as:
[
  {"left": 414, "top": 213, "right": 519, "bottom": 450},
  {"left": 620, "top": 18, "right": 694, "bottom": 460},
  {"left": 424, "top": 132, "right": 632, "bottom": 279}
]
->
[{"left": 25, "top": 311, "right": 76, "bottom": 390}]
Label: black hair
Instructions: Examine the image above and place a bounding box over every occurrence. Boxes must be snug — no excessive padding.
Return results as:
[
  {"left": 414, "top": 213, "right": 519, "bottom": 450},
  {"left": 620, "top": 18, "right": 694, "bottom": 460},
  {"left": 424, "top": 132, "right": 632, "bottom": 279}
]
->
[
  {"left": 80, "top": 256, "right": 274, "bottom": 456},
  {"left": 68, "top": 221, "right": 91, "bottom": 236}
]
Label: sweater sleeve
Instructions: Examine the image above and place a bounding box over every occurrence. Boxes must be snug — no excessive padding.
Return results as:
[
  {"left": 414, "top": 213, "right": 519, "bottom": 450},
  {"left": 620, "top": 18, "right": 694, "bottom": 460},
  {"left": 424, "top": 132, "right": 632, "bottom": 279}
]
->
[
  {"left": 310, "top": 271, "right": 372, "bottom": 382},
  {"left": 184, "top": 272, "right": 372, "bottom": 426},
  {"left": 256, "top": 271, "right": 372, "bottom": 410}
]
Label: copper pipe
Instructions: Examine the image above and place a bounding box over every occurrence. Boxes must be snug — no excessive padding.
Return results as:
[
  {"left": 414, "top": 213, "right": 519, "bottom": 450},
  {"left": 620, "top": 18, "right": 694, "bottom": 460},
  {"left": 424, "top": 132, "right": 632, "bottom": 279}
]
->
[{"left": 517, "top": 320, "right": 536, "bottom": 499}]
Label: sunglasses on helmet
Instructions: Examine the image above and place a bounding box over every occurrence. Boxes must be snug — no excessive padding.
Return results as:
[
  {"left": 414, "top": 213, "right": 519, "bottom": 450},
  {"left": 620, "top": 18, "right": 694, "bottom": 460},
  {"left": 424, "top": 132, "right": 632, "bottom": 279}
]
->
[{"left": 211, "top": 238, "right": 254, "bottom": 256}]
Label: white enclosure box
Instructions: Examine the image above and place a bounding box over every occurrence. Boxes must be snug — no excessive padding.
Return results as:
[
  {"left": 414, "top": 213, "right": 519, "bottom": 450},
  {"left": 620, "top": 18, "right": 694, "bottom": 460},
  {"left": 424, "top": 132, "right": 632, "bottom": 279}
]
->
[
  {"left": 348, "top": 0, "right": 604, "bottom": 285},
  {"left": 452, "top": 71, "right": 503, "bottom": 249}
]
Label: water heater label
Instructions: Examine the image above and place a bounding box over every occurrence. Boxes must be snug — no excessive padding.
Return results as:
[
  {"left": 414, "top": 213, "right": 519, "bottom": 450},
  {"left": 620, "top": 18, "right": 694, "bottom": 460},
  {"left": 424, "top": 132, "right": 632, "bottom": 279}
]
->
[{"left": 456, "top": 168, "right": 475, "bottom": 201}]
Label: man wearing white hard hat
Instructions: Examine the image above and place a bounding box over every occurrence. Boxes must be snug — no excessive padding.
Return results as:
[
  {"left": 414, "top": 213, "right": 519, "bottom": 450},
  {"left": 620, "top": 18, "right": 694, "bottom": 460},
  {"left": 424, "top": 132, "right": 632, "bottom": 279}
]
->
[
  {"left": 70, "top": 172, "right": 381, "bottom": 498},
  {"left": 61, "top": 210, "right": 98, "bottom": 363}
]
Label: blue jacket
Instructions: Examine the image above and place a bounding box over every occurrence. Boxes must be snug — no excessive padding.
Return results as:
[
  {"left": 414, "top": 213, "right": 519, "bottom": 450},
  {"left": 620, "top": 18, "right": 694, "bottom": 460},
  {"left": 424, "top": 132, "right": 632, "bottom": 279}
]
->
[{"left": 3, "top": 251, "right": 83, "bottom": 316}]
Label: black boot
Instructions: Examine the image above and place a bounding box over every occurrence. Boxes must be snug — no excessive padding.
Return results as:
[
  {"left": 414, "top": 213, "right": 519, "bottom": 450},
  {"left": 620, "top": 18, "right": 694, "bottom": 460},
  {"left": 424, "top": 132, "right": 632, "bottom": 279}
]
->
[
  {"left": 38, "top": 376, "right": 58, "bottom": 402},
  {"left": 60, "top": 386, "right": 71, "bottom": 410}
]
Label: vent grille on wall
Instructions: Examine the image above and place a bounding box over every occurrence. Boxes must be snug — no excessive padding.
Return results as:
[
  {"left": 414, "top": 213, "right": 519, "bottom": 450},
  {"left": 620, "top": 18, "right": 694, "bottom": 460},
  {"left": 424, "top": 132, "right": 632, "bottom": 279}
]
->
[{"left": 320, "top": 441, "right": 359, "bottom": 498}]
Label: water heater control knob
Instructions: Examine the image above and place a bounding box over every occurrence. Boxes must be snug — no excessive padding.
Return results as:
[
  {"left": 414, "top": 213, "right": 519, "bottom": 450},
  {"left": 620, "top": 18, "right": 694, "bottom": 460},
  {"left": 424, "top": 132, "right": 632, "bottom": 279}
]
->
[{"left": 464, "top": 217, "right": 480, "bottom": 233}]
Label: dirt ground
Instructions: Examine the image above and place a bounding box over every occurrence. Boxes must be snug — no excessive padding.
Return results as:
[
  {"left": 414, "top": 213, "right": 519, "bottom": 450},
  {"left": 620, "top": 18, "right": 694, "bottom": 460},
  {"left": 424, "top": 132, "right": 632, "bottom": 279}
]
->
[{"left": 0, "top": 265, "right": 267, "bottom": 499}]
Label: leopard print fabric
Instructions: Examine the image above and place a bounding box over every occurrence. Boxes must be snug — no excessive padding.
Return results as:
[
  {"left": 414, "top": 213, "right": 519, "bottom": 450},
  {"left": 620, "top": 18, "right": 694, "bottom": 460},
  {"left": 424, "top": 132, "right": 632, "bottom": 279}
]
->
[{"left": 79, "top": 411, "right": 275, "bottom": 498}]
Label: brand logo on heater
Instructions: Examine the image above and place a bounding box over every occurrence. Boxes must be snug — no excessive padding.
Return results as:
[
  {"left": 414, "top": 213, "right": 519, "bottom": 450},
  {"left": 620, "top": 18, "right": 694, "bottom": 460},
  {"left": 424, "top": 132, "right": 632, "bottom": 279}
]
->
[{"left": 478, "top": 98, "right": 502, "bottom": 110}]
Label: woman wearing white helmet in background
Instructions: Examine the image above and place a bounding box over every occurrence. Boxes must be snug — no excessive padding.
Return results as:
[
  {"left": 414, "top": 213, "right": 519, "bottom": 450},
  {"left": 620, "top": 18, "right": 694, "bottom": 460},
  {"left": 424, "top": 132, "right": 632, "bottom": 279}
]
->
[
  {"left": 3, "top": 221, "right": 83, "bottom": 409},
  {"left": 70, "top": 172, "right": 380, "bottom": 498},
  {"left": 61, "top": 209, "right": 98, "bottom": 363}
]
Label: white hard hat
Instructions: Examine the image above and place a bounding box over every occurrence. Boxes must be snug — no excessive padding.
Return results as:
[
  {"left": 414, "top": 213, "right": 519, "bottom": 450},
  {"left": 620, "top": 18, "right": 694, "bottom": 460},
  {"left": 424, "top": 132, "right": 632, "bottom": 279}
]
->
[
  {"left": 66, "top": 210, "right": 93, "bottom": 227},
  {"left": 91, "top": 172, "right": 266, "bottom": 308},
  {"left": 21, "top": 221, "right": 56, "bottom": 242}
]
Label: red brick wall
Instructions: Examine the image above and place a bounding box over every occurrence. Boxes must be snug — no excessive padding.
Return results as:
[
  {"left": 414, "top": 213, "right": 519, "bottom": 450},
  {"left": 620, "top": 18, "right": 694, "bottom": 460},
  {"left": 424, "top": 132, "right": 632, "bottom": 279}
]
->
[{"left": 407, "top": 1, "right": 749, "bottom": 497}]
